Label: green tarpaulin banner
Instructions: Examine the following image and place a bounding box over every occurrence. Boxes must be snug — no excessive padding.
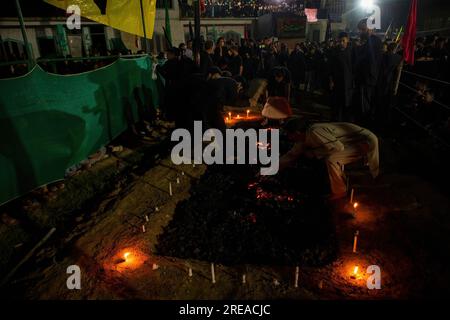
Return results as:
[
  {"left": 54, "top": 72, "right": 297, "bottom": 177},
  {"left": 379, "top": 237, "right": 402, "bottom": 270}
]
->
[{"left": 0, "top": 56, "right": 160, "bottom": 205}]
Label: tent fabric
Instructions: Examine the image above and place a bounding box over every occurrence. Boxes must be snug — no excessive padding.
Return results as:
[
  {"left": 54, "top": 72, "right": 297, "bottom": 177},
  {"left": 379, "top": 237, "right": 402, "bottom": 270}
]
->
[
  {"left": 44, "top": 0, "right": 157, "bottom": 39},
  {"left": 0, "top": 56, "right": 160, "bottom": 205}
]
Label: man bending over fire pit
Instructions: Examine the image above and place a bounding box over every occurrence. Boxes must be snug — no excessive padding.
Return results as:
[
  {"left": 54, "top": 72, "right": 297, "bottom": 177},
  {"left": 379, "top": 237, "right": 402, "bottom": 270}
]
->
[{"left": 279, "top": 118, "right": 379, "bottom": 200}]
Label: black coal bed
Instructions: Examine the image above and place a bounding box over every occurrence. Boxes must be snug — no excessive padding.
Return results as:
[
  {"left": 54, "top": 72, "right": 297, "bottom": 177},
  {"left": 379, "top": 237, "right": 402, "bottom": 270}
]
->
[{"left": 157, "top": 154, "right": 337, "bottom": 267}]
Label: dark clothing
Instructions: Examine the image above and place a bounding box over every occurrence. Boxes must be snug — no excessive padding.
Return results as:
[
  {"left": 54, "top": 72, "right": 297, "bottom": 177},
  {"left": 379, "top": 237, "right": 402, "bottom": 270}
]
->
[
  {"left": 276, "top": 50, "right": 289, "bottom": 67},
  {"left": 213, "top": 46, "right": 228, "bottom": 69},
  {"left": 354, "top": 34, "right": 383, "bottom": 120},
  {"left": 329, "top": 46, "right": 354, "bottom": 121},
  {"left": 267, "top": 67, "right": 291, "bottom": 98},
  {"left": 355, "top": 34, "right": 383, "bottom": 87},
  {"left": 157, "top": 57, "right": 196, "bottom": 129},
  {"left": 288, "top": 49, "right": 306, "bottom": 87},
  {"left": 210, "top": 77, "right": 239, "bottom": 108},
  {"left": 199, "top": 51, "right": 214, "bottom": 75},
  {"left": 227, "top": 54, "right": 243, "bottom": 76},
  {"left": 376, "top": 52, "right": 402, "bottom": 125}
]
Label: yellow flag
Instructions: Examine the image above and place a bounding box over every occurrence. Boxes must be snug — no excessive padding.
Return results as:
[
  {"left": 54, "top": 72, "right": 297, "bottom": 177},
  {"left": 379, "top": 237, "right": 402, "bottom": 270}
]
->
[{"left": 44, "top": 0, "right": 156, "bottom": 39}]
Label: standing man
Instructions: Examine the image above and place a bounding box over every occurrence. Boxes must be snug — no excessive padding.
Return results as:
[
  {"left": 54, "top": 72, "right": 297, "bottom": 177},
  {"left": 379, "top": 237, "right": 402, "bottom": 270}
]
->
[
  {"left": 329, "top": 32, "right": 354, "bottom": 121},
  {"left": 227, "top": 46, "right": 243, "bottom": 77},
  {"left": 354, "top": 18, "right": 383, "bottom": 124},
  {"left": 279, "top": 118, "right": 379, "bottom": 200},
  {"left": 376, "top": 42, "right": 403, "bottom": 126},
  {"left": 288, "top": 43, "right": 306, "bottom": 91},
  {"left": 199, "top": 39, "right": 215, "bottom": 76}
]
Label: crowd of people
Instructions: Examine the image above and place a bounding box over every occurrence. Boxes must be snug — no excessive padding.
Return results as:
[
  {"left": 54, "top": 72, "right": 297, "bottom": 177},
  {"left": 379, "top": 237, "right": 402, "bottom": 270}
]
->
[{"left": 156, "top": 19, "right": 449, "bottom": 141}]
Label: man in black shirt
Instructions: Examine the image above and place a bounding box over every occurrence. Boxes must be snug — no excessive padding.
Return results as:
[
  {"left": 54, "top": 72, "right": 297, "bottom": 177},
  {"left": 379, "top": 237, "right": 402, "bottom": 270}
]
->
[
  {"left": 199, "top": 40, "right": 215, "bottom": 76},
  {"left": 329, "top": 32, "right": 354, "bottom": 121},
  {"left": 227, "top": 46, "right": 243, "bottom": 77},
  {"left": 354, "top": 19, "right": 383, "bottom": 123}
]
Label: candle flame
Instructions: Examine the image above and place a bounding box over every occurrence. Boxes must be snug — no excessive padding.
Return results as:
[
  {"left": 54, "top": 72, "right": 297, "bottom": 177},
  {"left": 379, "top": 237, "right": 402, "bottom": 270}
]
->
[
  {"left": 353, "top": 202, "right": 359, "bottom": 209},
  {"left": 123, "top": 252, "right": 131, "bottom": 260},
  {"left": 353, "top": 265, "right": 359, "bottom": 275}
]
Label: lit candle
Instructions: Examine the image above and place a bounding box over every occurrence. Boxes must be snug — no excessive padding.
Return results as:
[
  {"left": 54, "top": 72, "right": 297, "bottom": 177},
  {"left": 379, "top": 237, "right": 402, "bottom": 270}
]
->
[
  {"left": 294, "top": 266, "right": 299, "bottom": 288},
  {"left": 124, "top": 252, "right": 131, "bottom": 261},
  {"left": 228, "top": 112, "right": 232, "bottom": 120},
  {"left": 350, "top": 188, "right": 354, "bottom": 204},
  {"left": 351, "top": 265, "right": 359, "bottom": 279},
  {"left": 246, "top": 109, "right": 250, "bottom": 118},
  {"left": 155, "top": 206, "right": 159, "bottom": 212},
  {"left": 353, "top": 202, "right": 359, "bottom": 218},
  {"left": 211, "top": 263, "right": 216, "bottom": 284},
  {"left": 169, "top": 182, "right": 172, "bottom": 196},
  {"left": 353, "top": 230, "right": 359, "bottom": 253},
  {"left": 236, "top": 114, "right": 240, "bottom": 119}
]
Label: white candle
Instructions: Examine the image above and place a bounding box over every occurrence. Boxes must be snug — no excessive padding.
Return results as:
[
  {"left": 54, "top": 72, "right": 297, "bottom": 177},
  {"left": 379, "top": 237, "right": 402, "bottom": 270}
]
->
[
  {"left": 350, "top": 188, "right": 354, "bottom": 203},
  {"left": 142, "top": 225, "right": 146, "bottom": 233},
  {"left": 353, "top": 202, "right": 359, "bottom": 218},
  {"left": 353, "top": 230, "right": 359, "bottom": 253},
  {"left": 188, "top": 268, "right": 193, "bottom": 277},
  {"left": 169, "top": 182, "right": 172, "bottom": 196},
  {"left": 211, "top": 263, "right": 216, "bottom": 284},
  {"left": 294, "top": 266, "right": 299, "bottom": 288},
  {"left": 145, "top": 215, "right": 149, "bottom": 222},
  {"left": 181, "top": 171, "right": 185, "bottom": 176},
  {"left": 177, "top": 177, "right": 180, "bottom": 184},
  {"left": 246, "top": 110, "right": 250, "bottom": 118},
  {"left": 155, "top": 206, "right": 159, "bottom": 212},
  {"left": 242, "top": 274, "right": 246, "bottom": 284}
]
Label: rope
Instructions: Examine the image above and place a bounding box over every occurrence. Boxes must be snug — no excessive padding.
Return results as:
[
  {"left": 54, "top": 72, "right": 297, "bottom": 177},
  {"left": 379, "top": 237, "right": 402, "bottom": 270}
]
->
[
  {"left": 398, "top": 82, "right": 450, "bottom": 111},
  {"left": 393, "top": 106, "right": 450, "bottom": 149},
  {"left": 402, "top": 70, "right": 450, "bottom": 86}
]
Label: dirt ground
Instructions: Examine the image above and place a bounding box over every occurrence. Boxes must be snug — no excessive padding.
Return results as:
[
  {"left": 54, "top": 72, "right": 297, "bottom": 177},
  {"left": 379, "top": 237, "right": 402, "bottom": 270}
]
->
[{"left": 2, "top": 97, "right": 450, "bottom": 300}]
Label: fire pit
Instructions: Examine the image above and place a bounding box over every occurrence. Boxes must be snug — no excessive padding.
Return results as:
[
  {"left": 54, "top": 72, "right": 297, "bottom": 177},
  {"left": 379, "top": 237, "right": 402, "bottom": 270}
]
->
[{"left": 156, "top": 159, "right": 337, "bottom": 266}]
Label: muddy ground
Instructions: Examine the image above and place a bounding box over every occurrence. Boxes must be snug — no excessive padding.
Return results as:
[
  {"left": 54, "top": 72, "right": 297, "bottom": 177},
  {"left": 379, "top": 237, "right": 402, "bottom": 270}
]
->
[{"left": 1, "top": 96, "right": 450, "bottom": 300}]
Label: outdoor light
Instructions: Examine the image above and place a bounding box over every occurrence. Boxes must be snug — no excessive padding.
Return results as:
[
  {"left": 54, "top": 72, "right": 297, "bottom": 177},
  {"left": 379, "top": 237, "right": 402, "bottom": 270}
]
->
[{"left": 360, "top": 0, "right": 375, "bottom": 10}]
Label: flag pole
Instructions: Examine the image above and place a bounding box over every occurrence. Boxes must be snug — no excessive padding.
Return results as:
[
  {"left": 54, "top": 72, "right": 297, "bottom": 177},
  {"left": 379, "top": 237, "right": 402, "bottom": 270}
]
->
[
  {"left": 194, "top": 0, "right": 201, "bottom": 66},
  {"left": 139, "top": 0, "right": 148, "bottom": 53},
  {"left": 14, "top": 0, "right": 34, "bottom": 70}
]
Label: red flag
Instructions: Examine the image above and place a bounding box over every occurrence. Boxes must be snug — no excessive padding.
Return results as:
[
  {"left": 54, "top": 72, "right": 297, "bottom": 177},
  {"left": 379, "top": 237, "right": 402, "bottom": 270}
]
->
[
  {"left": 200, "top": 0, "right": 206, "bottom": 13},
  {"left": 402, "top": 0, "right": 417, "bottom": 65}
]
